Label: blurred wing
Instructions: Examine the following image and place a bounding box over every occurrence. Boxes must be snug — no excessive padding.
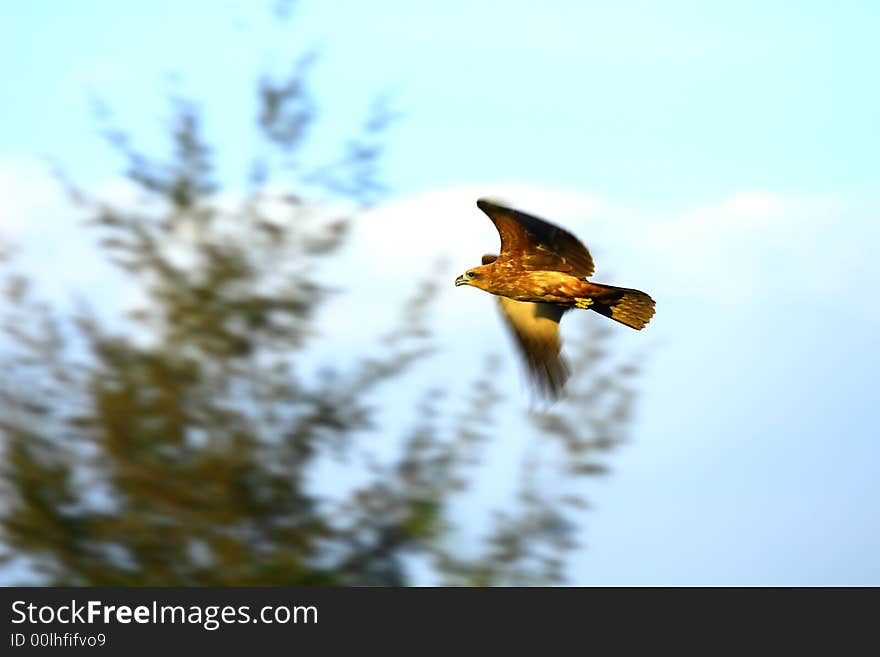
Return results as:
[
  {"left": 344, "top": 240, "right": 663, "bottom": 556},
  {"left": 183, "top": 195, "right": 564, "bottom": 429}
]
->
[
  {"left": 477, "top": 198, "right": 594, "bottom": 278},
  {"left": 495, "top": 298, "right": 570, "bottom": 398}
]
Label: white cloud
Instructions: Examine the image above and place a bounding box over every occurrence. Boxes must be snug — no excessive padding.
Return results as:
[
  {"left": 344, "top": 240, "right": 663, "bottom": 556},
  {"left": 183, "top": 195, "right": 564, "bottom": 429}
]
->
[
  {"left": 0, "top": 156, "right": 141, "bottom": 320},
  {"left": 635, "top": 191, "right": 876, "bottom": 308},
  {"left": 0, "top": 157, "right": 68, "bottom": 239},
  {"left": 326, "top": 184, "right": 879, "bottom": 324},
  {"left": 4, "top": 166, "right": 878, "bottom": 583},
  {"left": 3, "top": 161, "right": 876, "bottom": 358}
]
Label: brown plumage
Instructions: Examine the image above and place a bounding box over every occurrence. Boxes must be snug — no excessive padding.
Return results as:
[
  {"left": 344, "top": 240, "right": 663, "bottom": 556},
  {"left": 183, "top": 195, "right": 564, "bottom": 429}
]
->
[{"left": 455, "top": 198, "right": 655, "bottom": 398}]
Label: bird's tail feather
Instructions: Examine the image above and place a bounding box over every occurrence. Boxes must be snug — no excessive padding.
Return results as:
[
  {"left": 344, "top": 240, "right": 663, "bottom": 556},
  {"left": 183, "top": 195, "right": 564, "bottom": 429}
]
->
[{"left": 581, "top": 284, "right": 655, "bottom": 330}]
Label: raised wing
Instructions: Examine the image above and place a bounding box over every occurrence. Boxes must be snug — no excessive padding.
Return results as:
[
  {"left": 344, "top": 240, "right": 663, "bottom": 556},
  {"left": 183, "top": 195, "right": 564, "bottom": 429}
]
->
[
  {"left": 477, "top": 198, "right": 594, "bottom": 278},
  {"left": 495, "top": 297, "right": 570, "bottom": 399}
]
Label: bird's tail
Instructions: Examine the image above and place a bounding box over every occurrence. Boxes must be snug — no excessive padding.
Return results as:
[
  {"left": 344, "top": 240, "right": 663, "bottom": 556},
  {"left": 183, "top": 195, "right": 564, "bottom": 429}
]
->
[{"left": 578, "top": 283, "right": 655, "bottom": 330}]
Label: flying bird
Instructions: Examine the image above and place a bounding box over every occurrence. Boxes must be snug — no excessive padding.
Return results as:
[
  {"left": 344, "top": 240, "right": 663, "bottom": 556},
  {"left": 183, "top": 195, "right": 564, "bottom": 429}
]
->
[{"left": 455, "top": 198, "right": 655, "bottom": 398}]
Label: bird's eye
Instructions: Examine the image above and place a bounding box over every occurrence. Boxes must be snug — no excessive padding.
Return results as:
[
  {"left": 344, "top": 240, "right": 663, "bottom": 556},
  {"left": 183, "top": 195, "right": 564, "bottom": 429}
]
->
[{"left": 467, "top": 271, "right": 476, "bottom": 278}]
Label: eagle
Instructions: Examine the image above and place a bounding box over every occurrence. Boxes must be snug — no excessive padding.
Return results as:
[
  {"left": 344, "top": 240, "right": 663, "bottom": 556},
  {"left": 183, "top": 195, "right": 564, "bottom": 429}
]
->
[{"left": 455, "top": 198, "right": 655, "bottom": 398}]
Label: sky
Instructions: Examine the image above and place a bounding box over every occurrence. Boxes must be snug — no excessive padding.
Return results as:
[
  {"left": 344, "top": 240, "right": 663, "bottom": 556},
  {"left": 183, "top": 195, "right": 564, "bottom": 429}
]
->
[{"left": 1, "top": 0, "right": 878, "bottom": 585}]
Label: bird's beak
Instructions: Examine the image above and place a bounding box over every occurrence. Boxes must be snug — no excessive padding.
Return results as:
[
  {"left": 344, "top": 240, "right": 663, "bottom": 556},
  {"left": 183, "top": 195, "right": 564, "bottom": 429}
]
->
[{"left": 454, "top": 275, "right": 468, "bottom": 287}]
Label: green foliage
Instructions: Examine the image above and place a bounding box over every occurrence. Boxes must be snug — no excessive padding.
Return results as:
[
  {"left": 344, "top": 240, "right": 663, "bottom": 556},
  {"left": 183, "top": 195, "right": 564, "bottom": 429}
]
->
[{"left": 0, "top": 11, "right": 642, "bottom": 586}]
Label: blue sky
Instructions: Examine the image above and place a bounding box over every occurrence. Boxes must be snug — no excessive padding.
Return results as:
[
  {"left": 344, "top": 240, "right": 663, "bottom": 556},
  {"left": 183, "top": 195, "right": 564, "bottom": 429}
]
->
[
  {"left": 1, "top": 1, "right": 879, "bottom": 585},
  {"left": 3, "top": 1, "right": 878, "bottom": 202}
]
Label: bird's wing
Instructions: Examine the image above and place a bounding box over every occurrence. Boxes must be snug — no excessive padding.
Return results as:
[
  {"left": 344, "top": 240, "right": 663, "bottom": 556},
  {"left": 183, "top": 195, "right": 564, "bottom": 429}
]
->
[
  {"left": 495, "top": 297, "right": 570, "bottom": 398},
  {"left": 477, "top": 198, "right": 594, "bottom": 278}
]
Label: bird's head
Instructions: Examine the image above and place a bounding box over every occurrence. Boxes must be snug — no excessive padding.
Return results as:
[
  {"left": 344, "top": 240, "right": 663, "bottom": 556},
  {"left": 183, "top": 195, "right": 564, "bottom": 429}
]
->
[{"left": 454, "top": 265, "right": 490, "bottom": 290}]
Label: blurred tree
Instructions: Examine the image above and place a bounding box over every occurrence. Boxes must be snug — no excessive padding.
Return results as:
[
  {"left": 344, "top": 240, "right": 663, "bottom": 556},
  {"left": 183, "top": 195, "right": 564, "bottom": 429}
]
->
[{"left": 0, "top": 4, "right": 642, "bottom": 586}]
